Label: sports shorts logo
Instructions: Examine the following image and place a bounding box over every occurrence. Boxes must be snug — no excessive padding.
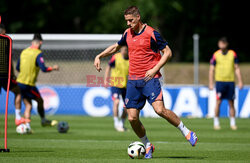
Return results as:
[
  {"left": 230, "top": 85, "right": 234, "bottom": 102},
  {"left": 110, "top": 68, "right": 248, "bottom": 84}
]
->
[{"left": 125, "top": 98, "right": 129, "bottom": 105}]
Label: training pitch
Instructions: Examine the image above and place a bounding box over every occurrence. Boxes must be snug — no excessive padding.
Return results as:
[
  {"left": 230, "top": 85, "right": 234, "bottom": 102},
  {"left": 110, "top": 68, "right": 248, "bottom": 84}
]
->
[{"left": 0, "top": 116, "right": 250, "bottom": 162}]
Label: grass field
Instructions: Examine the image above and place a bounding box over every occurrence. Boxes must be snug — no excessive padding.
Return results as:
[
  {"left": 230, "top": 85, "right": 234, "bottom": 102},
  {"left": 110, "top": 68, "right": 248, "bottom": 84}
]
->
[{"left": 0, "top": 116, "right": 250, "bottom": 162}]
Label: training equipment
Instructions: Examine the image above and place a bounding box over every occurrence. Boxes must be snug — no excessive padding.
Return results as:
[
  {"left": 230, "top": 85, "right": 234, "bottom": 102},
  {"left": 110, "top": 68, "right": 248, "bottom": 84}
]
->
[
  {"left": 57, "top": 121, "right": 69, "bottom": 133},
  {"left": 0, "top": 27, "right": 12, "bottom": 152},
  {"left": 127, "top": 141, "right": 146, "bottom": 159},
  {"left": 16, "top": 124, "right": 27, "bottom": 134}
]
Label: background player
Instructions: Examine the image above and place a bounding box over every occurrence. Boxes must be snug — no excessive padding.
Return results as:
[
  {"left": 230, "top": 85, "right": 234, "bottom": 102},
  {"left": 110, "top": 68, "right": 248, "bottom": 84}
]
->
[
  {"left": 104, "top": 46, "right": 129, "bottom": 132},
  {"left": 94, "top": 6, "right": 198, "bottom": 159},
  {"left": 0, "top": 24, "right": 24, "bottom": 126},
  {"left": 16, "top": 33, "right": 59, "bottom": 132},
  {"left": 209, "top": 37, "right": 243, "bottom": 130}
]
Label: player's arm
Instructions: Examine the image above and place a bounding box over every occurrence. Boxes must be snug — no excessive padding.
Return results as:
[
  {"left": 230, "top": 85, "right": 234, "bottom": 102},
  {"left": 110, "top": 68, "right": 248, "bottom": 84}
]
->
[
  {"left": 235, "top": 64, "right": 243, "bottom": 89},
  {"left": 94, "top": 32, "right": 127, "bottom": 72},
  {"left": 94, "top": 43, "right": 121, "bottom": 72},
  {"left": 104, "top": 55, "right": 116, "bottom": 87},
  {"left": 233, "top": 52, "right": 243, "bottom": 89},
  {"left": 209, "top": 65, "right": 215, "bottom": 90},
  {"left": 145, "top": 45, "right": 172, "bottom": 81},
  {"left": 208, "top": 54, "right": 216, "bottom": 90},
  {"left": 36, "top": 53, "right": 59, "bottom": 72},
  {"left": 104, "top": 65, "right": 111, "bottom": 87},
  {"left": 144, "top": 31, "right": 171, "bottom": 81}
]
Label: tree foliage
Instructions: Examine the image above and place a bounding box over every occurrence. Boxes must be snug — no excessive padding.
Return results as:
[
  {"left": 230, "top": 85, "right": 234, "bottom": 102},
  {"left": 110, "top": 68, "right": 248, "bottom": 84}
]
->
[{"left": 0, "top": 0, "right": 249, "bottom": 62}]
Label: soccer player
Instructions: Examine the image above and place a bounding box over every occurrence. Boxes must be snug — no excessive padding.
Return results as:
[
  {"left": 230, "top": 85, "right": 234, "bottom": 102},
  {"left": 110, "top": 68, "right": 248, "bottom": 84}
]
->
[
  {"left": 209, "top": 37, "right": 243, "bottom": 130},
  {"left": 0, "top": 24, "right": 24, "bottom": 126},
  {"left": 94, "top": 6, "right": 198, "bottom": 159},
  {"left": 16, "top": 33, "right": 58, "bottom": 132},
  {"left": 104, "top": 46, "right": 129, "bottom": 132}
]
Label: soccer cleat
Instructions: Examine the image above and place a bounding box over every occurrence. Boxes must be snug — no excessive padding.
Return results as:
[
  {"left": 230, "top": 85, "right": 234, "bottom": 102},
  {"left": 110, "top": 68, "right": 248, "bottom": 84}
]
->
[
  {"left": 24, "top": 119, "right": 31, "bottom": 123},
  {"left": 214, "top": 125, "right": 221, "bottom": 130},
  {"left": 230, "top": 125, "right": 237, "bottom": 130},
  {"left": 115, "top": 126, "right": 125, "bottom": 132},
  {"left": 15, "top": 117, "right": 25, "bottom": 126},
  {"left": 185, "top": 131, "right": 198, "bottom": 147},
  {"left": 144, "top": 144, "right": 155, "bottom": 159},
  {"left": 41, "top": 119, "right": 58, "bottom": 127}
]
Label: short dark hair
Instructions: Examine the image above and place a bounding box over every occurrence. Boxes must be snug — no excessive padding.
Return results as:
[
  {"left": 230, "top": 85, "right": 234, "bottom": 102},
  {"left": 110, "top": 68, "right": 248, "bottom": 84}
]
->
[
  {"left": 219, "top": 37, "right": 228, "bottom": 44},
  {"left": 124, "top": 6, "right": 140, "bottom": 16},
  {"left": 33, "top": 33, "right": 43, "bottom": 41}
]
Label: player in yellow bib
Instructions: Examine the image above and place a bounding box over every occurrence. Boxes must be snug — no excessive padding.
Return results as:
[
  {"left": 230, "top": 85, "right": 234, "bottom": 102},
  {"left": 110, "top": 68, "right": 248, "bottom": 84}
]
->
[
  {"left": 209, "top": 37, "right": 243, "bottom": 130},
  {"left": 16, "top": 34, "right": 59, "bottom": 132},
  {"left": 104, "top": 46, "right": 129, "bottom": 132}
]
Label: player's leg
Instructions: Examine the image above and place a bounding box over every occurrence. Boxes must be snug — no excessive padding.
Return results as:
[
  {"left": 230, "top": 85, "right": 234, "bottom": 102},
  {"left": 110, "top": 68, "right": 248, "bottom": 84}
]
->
[
  {"left": 228, "top": 100, "right": 237, "bottom": 130},
  {"left": 120, "top": 88, "right": 127, "bottom": 129},
  {"left": 127, "top": 108, "right": 145, "bottom": 138},
  {"left": 127, "top": 108, "right": 154, "bottom": 159},
  {"left": 31, "top": 86, "right": 57, "bottom": 127},
  {"left": 227, "top": 82, "right": 237, "bottom": 130},
  {"left": 214, "top": 82, "right": 223, "bottom": 130},
  {"left": 2, "top": 79, "right": 24, "bottom": 125},
  {"left": 17, "top": 83, "right": 33, "bottom": 126},
  {"left": 151, "top": 100, "right": 197, "bottom": 146},
  {"left": 111, "top": 87, "right": 124, "bottom": 131},
  {"left": 11, "top": 85, "right": 24, "bottom": 125},
  {"left": 214, "top": 98, "right": 222, "bottom": 130},
  {"left": 14, "top": 92, "right": 23, "bottom": 125},
  {"left": 35, "top": 96, "right": 45, "bottom": 119},
  {"left": 145, "top": 78, "right": 197, "bottom": 146},
  {"left": 125, "top": 79, "right": 154, "bottom": 159},
  {"left": 152, "top": 100, "right": 180, "bottom": 126},
  {"left": 113, "top": 98, "right": 123, "bottom": 131},
  {"left": 23, "top": 98, "right": 32, "bottom": 132},
  {"left": 120, "top": 107, "right": 127, "bottom": 128}
]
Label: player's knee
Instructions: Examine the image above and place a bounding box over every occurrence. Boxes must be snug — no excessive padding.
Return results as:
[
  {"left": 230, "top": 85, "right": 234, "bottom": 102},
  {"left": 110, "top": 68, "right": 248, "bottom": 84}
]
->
[
  {"left": 154, "top": 107, "right": 165, "bottom": 116},
  {"left": 153, "top": 102, "right": 166, "bottom": 116},
  {"left": 128, "top": 115, "right": 139, "bottom": 123},
  {"left": 113, "top": 99, "right": 120, "bottom": 105}
]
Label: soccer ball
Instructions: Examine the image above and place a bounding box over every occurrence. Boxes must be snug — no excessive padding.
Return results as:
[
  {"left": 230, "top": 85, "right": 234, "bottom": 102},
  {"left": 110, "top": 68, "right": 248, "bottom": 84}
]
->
[
  {"left": 16, "top": 124, "right": 27, "bottom": 134},
  {"left": 57, "top": 121, "right": 69, "bottom": 133},
  {"left": 127, "top": 141, "right": 146, "bottom": 159}
]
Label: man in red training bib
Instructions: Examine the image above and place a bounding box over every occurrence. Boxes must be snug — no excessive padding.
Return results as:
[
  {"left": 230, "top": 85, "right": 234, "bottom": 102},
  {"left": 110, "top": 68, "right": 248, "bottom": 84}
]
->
[{"left": 94, "top": 6, "right": 198, "bottom": 159}]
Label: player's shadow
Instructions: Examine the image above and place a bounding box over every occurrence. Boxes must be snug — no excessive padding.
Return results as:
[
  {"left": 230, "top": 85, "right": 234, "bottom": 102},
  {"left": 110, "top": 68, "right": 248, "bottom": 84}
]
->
[{"left": 154, "top": 156, "right": 207, "bottom": 160}]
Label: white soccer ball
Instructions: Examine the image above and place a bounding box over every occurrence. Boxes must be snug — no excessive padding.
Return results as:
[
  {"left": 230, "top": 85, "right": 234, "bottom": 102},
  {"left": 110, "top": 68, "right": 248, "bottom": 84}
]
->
[
  {"left": 16, "top": 124, "right": 27, "bottom": 134},
  {"left": 127, "top": 141, "right": 146, "bottom": 159}
]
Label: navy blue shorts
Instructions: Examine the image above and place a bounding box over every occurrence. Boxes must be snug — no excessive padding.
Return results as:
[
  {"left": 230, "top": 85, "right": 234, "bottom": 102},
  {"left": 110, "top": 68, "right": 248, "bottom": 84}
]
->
[
  {"left": 215, "top": 81, "right": 235, "bottom": 100},
  {"left": 125, "top": 78, "right": 163, "bottom": 110},
  {"left": 111, "top": 87, "right": 126, "bottom": 103},
  {"left": 17, "top": 83, "right": 41, "bottom": 99}
]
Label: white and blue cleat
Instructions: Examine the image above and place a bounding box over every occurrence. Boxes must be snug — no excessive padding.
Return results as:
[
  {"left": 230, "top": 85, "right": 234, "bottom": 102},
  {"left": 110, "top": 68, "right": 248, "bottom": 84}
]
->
[
  {"left": 186, "top": 131, "right": 198, "bottom": 146},
  {"left": 144, "top": 144, "right": 155, "bottom": 159}
]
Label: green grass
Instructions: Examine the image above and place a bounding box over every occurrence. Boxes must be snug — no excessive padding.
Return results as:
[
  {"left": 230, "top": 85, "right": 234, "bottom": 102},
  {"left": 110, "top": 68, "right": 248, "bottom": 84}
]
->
[{"left": 0, "top": 116, "right": 250, "bottom": 162}]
